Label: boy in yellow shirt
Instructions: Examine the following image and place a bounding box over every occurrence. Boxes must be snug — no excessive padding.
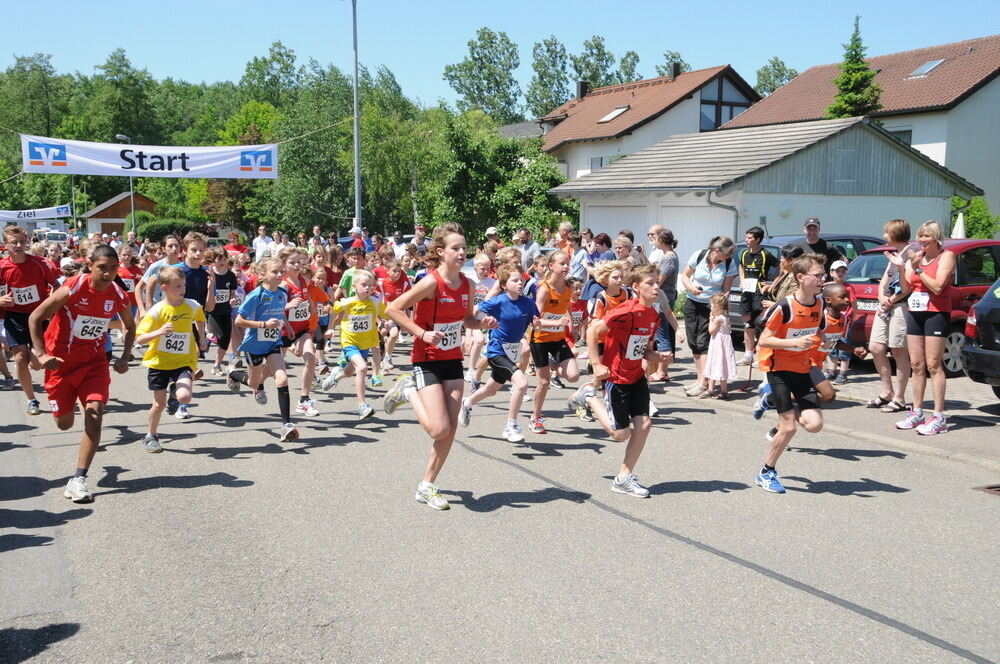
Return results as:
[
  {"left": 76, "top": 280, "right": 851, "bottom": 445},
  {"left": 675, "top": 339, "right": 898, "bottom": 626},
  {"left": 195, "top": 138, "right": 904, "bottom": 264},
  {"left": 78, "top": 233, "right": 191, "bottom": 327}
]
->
[
  {"left": 321, "top": 270, "right": 385, "bottom": 419},
  {"left": 135, "top": 266, "right": 207, "bottom": 451}
]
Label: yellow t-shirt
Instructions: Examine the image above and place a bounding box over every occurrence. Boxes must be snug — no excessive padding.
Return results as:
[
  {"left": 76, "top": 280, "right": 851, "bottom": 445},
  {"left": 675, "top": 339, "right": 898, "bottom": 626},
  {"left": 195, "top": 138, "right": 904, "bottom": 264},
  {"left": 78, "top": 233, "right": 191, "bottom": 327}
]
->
[
  {"left": 334, "top": 295, "right": 385, "bottom": 350},
  {"left": 136, "top": 298, "right": 206, "bottom": 371}
]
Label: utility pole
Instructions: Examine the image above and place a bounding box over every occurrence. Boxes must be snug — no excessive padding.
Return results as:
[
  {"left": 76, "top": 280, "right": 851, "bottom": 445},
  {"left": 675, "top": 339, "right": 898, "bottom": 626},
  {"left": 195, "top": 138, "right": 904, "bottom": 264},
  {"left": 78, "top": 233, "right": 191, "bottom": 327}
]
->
[{"left": 352, "top": 0, "right": 363, "bottom": 228}]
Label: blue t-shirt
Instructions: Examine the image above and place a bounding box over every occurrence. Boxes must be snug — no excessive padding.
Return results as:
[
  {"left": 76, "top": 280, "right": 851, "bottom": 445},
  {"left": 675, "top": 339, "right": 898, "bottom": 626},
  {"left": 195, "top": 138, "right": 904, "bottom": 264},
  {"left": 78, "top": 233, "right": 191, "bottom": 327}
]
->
[
  {"left": 477, "top": 293, "right": 539, "bottom": 358},
  {"left": 685, "top": 250, "right": 738, "bottom": 303},
  {"left": 237, "top": 285, "right": 288, "bottom": 354},
  {"left": 174, "top": 262, "right": 211, "bottom": 307}
]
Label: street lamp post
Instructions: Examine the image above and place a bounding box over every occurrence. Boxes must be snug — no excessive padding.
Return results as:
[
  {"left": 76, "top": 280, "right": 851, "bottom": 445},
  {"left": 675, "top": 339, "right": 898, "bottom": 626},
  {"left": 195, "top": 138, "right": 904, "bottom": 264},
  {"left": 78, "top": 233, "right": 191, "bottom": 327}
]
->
[
  {"left": 351, "top": 0, "right": 362, "bottom": 229},
  {"left": 115, "top": 134, "right": 136, "bottom": 235}
]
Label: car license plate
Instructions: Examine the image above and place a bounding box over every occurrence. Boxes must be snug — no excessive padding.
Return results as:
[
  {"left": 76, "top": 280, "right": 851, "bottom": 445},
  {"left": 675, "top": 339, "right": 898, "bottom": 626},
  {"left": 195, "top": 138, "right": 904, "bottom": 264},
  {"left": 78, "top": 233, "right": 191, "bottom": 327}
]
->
[{"left": 856, "top": 299, "right": 879, "bottom": 311}]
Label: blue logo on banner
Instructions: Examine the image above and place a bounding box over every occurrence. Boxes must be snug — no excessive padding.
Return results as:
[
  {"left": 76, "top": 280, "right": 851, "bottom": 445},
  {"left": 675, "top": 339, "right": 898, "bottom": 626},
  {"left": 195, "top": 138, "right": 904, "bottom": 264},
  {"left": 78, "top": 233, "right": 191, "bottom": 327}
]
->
[
  {"left": 56, "top": 205, "right": 71, "bottom": 216},
  {"left": 240, "top": 150, "right": 273, "bottom": 172},
  {"left": 28, "top": 141, "right": 67, "bottom": 167}
]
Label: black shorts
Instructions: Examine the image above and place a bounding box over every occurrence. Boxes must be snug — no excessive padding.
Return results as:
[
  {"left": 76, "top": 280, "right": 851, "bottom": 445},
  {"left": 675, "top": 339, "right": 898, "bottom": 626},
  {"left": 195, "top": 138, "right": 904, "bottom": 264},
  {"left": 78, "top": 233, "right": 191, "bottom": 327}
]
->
[
  {"left": 147, "top": 366, "right": 193, "bottom": 392},
  {"left": 244, "top": 347, "right": 282, "bottom": 367},
  {"left": 207, "top": 311, "right": 233, "bottom": 348},
  {"left": 905, "top": 310, "right": 949, "bottom": 337},
  {"left": 603, "top": 377, "right": 651, "bottom": 430},
  {"left": 412, "top": 359, "right": 464, "bottom": 389},
  {"left": 3, "top": 312, "right": 36, "bottom": 348},
  {"left": 281, "top": 328, "right": 310, "bottom": 348},
  {"left": 767, "top": 370, "right": 821, "bottom": 414},
  {"left": 740, "top": 292, "right": 764, "bottom": 318},
  {"left": 487, "top": 354, "right": 519, "bottom": 384},
  {"left": 683, "top": 299, "right": 711, "bottom": 355},
  {"left": 312, "top": 320, "right": 329, "bottom": 345},
  {"left": 529, "top": 339, "right": 574, "bottom": 367}
]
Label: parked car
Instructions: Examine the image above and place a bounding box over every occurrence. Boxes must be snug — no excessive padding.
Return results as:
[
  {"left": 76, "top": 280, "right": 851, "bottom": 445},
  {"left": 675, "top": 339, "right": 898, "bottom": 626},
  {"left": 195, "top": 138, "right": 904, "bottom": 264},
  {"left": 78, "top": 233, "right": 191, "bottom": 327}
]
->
[
  {"left": 727, "top": 233, "right": 884, "bottom": 332},
  {"left": 845, "top": 238, "right": 1000, "bottom": 376},
  {"left": 961, "top": 276, "right": 1000, "bottom": 399}
]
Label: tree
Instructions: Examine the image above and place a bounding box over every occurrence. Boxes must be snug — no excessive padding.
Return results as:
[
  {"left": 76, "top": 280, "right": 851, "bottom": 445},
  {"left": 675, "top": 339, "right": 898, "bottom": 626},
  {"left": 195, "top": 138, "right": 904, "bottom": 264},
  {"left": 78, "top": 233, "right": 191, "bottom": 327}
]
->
[
  {"left": 755, "top": 57, "right": 799, "bottom": 96},
  {"left": 443, "top": 28, "right": 523, "bottom": 125},
  {"left": 654, "top": 51, "right": 692, "bottom": 77},
  {"left": 953, "top": 196, "right": 1000, "bottom": 239},
  {"left": 826, "top": 16, "right": 882, "bottom": 118},
  {"left": 616, "top": 51, "right": 641, "bottom": 83},
  {"left": 570, "top": 36, "right": 617, "bottom": 88},
  {"left": 239, "top": 41, "right": 303, "bottom": 109},
  {"left": 526, "top": 36, "right": 571, "bottom": 118}
]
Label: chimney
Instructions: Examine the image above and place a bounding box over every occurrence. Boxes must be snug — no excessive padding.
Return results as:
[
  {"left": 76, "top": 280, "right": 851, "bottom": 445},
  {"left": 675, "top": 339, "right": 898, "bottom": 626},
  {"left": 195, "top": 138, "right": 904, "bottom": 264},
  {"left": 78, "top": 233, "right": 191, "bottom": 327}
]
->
[
  {"left": 576, "top": 80, "right": 590, "bottom": 100},
  {"left": 666, "top": 62, "right": 681, "bottom": 81}
]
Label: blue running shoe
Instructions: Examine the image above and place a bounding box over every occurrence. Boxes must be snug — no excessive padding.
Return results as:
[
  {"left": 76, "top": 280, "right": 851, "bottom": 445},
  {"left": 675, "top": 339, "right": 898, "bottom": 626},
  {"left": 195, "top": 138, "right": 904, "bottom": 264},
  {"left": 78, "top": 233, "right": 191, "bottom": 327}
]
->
[
  {"left": 755, "top": 470, "right": 786, "bottom": 494},
  {"left": 752, "top": 383, "right": 773, "bottom": 420}
]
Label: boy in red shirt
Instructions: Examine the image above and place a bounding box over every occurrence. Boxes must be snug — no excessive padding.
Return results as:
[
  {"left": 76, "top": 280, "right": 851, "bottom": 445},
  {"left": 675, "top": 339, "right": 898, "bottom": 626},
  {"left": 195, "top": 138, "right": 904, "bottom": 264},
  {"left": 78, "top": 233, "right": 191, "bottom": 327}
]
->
[
  {"left": 567, "top": 265, "right": 672, "bottom": 498},
  {"left": 29, "top": 245, "right": 135, "bottom": 503}
]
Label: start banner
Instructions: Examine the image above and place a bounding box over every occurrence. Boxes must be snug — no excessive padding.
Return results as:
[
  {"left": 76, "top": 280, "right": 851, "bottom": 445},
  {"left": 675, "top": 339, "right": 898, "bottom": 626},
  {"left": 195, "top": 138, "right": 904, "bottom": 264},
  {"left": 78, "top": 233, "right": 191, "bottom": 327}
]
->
[
  {"left": 0, "top": 203, "right": 72, "bottom": 222},
  {"left": 20, "top": 134, "right": 278, "bottom": 179}
]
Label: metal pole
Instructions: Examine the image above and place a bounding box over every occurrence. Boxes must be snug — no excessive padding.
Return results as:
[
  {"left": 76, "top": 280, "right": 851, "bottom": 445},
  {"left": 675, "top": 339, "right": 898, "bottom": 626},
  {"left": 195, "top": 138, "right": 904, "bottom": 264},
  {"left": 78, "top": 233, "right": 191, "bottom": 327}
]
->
[
  {"left": 352, "top": 0, "right": 362, "bottom": 227},
  {"left": 128, "top": 174, "right": 136, "bottom": 235}
]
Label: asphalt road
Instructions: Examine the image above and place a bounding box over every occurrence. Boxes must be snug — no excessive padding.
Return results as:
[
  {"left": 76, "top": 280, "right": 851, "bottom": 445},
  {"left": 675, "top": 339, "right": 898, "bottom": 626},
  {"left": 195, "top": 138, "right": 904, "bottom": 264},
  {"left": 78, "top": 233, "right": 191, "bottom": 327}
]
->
[{"left": 1, "top": 351, "right": 999, "bottom": 663}]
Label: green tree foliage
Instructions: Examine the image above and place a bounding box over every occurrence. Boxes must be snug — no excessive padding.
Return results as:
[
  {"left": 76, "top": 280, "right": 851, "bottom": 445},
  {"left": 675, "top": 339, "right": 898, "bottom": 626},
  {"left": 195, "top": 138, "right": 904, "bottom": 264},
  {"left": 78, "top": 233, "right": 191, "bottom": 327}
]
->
[
  {"left": 443, "top": 28, "right": 523, "bottom": 125},
  {"left": 755, "top": 57, "right": 798, "bottom": 96},
  {"left": 953, "top": 196, "right": 1000, "bottom": 239},
  {"left": 526, "top": 36, "right": 571, "bottom": 118},
  {"left": 570, "top": 36, "right": 617, "bottom": 88},
  {"left": 239, "top": 41, "right": 303, "bottom": 109},
  {"left": 654, "top": 51, "right": 692, "bottom": 77},
  {"left": 825, "top": 16, "right": 882, "bottom": 118},
  {"left": 617, "top": 51, "right": 642, "bottom": 83}
]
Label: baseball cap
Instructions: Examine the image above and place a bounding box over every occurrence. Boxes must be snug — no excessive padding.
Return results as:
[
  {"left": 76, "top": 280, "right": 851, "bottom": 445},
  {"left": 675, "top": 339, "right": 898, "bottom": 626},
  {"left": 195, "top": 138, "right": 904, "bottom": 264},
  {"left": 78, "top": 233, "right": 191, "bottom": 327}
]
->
[
  {"left": 60, "top": 257, "right": 75, "bottom": 268},
  {"left": 831, "top": 260, "right": 848, "bottom": 271},
  {"left": 416, "top": 224, "right": 426, "bottom": 231},
  {"left": 804, "top": 217, "right": 820, "bottom": 228},
  {"left": 349, "top": 226, "right": 362, "bottom": 235},
  {"left": 485, "top": 226, "right": 498, "bottom": 235}
]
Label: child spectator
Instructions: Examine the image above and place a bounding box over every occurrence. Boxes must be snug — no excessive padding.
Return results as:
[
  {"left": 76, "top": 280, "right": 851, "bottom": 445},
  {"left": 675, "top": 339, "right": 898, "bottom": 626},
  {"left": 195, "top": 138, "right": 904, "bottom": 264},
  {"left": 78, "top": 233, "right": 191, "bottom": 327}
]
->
[{"left": 703, "top": 293, "right": 736, "bottom": 399}]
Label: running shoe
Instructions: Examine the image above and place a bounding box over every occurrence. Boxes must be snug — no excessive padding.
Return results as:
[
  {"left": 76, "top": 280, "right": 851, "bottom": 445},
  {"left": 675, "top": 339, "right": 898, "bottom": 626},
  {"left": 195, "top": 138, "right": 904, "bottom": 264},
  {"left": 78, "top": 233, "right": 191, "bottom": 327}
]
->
[
  {"left": 684, "top": 383, "right": 706, "bottom": 397},
  {"left": 296, "top": 399, "right": 320, "bottom": 417},
  {"left": 895, "top": 410, "right": 926, "bottom": 430},
  {"left": 576, "top": 405, "right": 596, "bottom": 422},
  {"left": 551, "top": 376, "right": 566, "bottom": 389},
  {"left": 142, "top": 433, "right": 162, "bottom": 453},
  {"left": 279, "top": 422, "right": 299, "bottom": 443},
  {"left": 611, "top": 474, "right": 650, "bottom": 498},
  {"left": 253, "top": 388, "right": 268, "bottom": 405},
  {"left": 193, "top": 369, "right": 204, "bottom": 381},
  {"left": 176, "top": 404, "right": 191, "bottom": 420},
  {"left": 568, "top": 384, "right": 595, "bottom": 411},
  {"left": 64, "top": 476, "right": 93, "bottom": 502},
  {"left": 469, "top": 377, "right": 481, "bottom": 393},
  {"left": 752, "top": 383, "right": 773, "bottom": 420},
  {"left": 382, "top": 372, "right": 414, "bottom": 415},
  {"left": 736, "top": 354, "right": 752, "bottom": 367},
  {"left": 649, "top": 399, "right": 659, "bottom": 417},
  {"left": 415, "top": 482, "right": 450, "bottom": 510},
  {"left": 321, "top": 367, "right": 345, "bottom": 391},
  {"left": 355, "top": 402, "right": 375, "bottom": 420},
  {"left": 370, "top": 374, "right": 384, "bottom": 388},
  {"left": 211, "top": 365, "right": 224, "bottom": 377},
  {"left": 755, "top": 470, "right": 786, "bottom": 494},
  {"left": 26, "top": 399, "right": 41, "bottom": 416},
  {"left": 1, "top": 376, "right": 15, "bottom": 390},
  {"left": 502, "top": 422, "right": 525, "bottom": 442},
  {"left": 166, "top": 385, "right": 179, "bottom": 415},
  {"left": 458, "top": 398, "right": 472, "bottom": 427},
  {"left": 226, "top": 368, "right": 241, "bottom": 393},
  {"left": 916, "top": 415, "right": 947, "bottom": 436},
  {"left": 528, "top": 417, "right": 547, "bottom": 434}
]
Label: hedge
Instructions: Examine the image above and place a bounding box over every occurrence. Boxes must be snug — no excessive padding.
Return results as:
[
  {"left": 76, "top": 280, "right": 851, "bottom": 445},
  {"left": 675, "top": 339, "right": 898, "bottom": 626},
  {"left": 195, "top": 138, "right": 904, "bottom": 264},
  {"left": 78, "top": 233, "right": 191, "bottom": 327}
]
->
[{"left": 135, "top": 219, "right": 195, "bottom": 242}]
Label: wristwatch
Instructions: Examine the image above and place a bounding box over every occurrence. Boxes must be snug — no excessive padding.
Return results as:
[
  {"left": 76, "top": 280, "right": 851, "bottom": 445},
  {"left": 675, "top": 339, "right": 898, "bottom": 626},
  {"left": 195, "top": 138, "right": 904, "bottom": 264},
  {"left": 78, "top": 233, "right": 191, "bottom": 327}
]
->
[{"left": 914, "top": 267, "right": 923, "bottom": 275}]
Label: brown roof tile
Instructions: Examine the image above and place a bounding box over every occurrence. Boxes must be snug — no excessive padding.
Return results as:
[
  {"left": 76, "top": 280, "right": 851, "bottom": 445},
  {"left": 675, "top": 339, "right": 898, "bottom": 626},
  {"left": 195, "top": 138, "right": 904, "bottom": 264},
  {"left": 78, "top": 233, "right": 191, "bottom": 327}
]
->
[
  {"left": 541, "top": 66, "right": 754, "bottom": 152},
  {"left": 724, "top": 34, "right": 1000, "bottom": 129}
]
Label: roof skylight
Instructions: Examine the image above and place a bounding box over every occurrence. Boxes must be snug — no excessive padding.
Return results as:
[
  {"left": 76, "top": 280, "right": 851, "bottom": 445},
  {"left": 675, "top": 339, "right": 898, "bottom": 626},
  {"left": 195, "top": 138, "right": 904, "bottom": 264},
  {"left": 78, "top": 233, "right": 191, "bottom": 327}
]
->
[
  {"left": 597, "top": 105, "right": 630, "bottom": 123},
  {"left": 907, "top": 59, "right": 945, "bottom": 78}
]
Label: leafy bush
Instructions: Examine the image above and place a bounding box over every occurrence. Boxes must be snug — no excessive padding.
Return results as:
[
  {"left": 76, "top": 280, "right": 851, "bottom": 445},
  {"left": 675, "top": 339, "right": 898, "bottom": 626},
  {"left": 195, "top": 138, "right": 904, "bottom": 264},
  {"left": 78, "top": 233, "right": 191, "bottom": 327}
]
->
[
  {"left": 135, "top": 218, "right": 194, "bottom": 242},
  {"left": 953, "top": 196, "right": 999, "bottom": 239}
]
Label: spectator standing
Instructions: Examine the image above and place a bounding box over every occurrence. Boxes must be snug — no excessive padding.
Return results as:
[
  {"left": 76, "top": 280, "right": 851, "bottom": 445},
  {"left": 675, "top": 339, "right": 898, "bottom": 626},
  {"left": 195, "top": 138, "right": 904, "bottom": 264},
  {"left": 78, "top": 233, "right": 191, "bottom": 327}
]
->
[
  {"left": 567, "top": 232, "right": 588, "bottom": 281},
  {"left": 555, "top": 221, "right": 574, "bottom": 253},
  {"left": 484, "top": 226, "right": 505, "bottom": 249},
  {"left": 795, "top": 217, "right": 845, "bottom": 273},
  {"left": 311, "top": 225, "right": 328, "bottom": 247},
  {"left": 224, "top": 231, "right": 248, "bottom": 259},
  {"left": 516, "top": 228, "right": 541, "bottom": 273},
  {"left": 411, "top": 224, "right": 429, "bottom": 256},
  {"left": 737, "top": 226, "right": 777, "bottom": 367},
  {"left": 867, "top": 219, "right": 913, "bottom": 413},
  {"left": 252, "top": 225, "right": 273, "bottom": 260},
  {"left": 653, "top": 229, "right": 679, "bottom": 307}
]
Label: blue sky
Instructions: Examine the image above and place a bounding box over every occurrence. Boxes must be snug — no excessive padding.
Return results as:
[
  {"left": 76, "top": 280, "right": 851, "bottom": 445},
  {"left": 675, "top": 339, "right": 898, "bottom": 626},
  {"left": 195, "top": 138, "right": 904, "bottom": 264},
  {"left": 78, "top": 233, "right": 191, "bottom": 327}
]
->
[{"left": 6, "top": 0, "right": 1000, "bottom": 110}]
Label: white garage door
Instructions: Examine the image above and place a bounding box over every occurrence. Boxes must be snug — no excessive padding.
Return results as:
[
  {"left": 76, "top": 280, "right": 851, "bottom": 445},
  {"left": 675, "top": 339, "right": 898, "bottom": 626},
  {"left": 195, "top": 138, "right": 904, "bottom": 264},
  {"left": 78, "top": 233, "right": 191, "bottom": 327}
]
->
[
  {"left": 658, "top": 206, "right": 736, "bottom": 262},
  {"left": 583, "top": 205, "right": 651, "bottom": 240}
]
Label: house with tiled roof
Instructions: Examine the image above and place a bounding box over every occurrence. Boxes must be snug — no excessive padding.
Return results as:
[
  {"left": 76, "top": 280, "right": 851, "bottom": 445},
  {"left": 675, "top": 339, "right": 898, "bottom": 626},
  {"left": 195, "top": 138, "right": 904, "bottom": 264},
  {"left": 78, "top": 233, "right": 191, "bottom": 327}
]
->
[
  {"left": 722, "top": 34, "right": 1000, "bottom": 211},
  {"left": 539, "top": 64, "right": 759, "bottom": 180}
]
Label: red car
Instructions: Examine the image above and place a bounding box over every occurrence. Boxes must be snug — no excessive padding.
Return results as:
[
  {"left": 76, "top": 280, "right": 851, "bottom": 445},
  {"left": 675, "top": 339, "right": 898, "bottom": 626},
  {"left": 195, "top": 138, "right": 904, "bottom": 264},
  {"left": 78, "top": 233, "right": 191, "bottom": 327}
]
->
[{"left": 844, "top": 239, "right": 1000, "bottom": 376}]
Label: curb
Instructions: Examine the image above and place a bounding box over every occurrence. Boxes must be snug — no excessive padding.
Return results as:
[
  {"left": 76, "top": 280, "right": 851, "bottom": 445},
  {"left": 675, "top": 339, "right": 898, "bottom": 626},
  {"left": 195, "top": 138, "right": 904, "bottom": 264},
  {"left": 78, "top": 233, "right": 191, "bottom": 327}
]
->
[{"left": 670, "top": 390, "right": 1000, "bottom": 475}]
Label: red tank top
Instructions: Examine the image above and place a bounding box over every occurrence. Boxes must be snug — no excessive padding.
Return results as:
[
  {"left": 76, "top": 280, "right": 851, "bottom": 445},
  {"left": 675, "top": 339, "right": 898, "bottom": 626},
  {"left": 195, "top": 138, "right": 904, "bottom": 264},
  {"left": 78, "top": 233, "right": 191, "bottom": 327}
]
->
[
  {"left": 908, "top": 252, "right": 952, "bottom": 313},
  {"left": 411, "top": 270, "right": 470, "bottom": 363},
  {"left": 282, "top": 275, "right": 313, "bottom": 333},
  {"left": 44, "top": 273, "right": 128, "bottom": 363}
]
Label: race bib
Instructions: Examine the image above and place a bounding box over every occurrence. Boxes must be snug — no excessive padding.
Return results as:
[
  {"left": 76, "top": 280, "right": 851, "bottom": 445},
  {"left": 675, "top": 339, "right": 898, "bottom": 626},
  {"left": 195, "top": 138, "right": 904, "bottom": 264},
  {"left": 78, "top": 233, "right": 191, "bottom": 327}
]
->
[
  {"left": 72, "top": 315, "right": 110, "bottom": 341},
  {"left": 121, "top": 278, "right": 135, "bottom": 292},
  {"left": 741, "top": 278, "right": 759, "bottom": 293},
  {"left": 788, "top": 326, "right": 818, "bottom": 351},
  {"left": 233, "top": 289, "right": 245, "bottom": 305},
  {"left": 626, "top": 333, "right": 649, "bottom": 360},
  {"left": 349, "top": 313, "right": 372, "bottom": 333},
  {"left": 289, "top": 301, "right": 311, "bottom": 322},
  {"left": 159, "top": 331, "right": 190, "bottom": 355},
  {"left": 434, "top": 321, "right": 461, "bottom": 351},
  {"left": 474, "top": 289, "right": 488, "bottom": 306},
  {"left": 571, "top": 310, "right": 583, "bottom": 326},
  {"left": 821, "top": 332, "right": 841, "bottom": 353},
  {"left": 0, "top": 284, "right": 7, "bottom": 297},
  {"left": 12, "top": 285, "right": 39, "bottom": 306},
  {"left": 214, "top": 289, "right": 230, "bottom": 304},
  {"left": 908, "top": 291, "right": 929, "bottom": 312},
  {"left": 257, "top": 326, "right": 281, "bottom": 343},
  {"left": 502, "top": 341, "right": 522, "bottom": 363}
]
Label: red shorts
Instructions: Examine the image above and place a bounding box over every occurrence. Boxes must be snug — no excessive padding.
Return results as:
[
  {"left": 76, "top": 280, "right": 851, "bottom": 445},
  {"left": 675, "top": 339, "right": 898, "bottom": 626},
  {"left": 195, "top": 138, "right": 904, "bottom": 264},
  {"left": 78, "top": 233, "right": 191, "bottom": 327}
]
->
[{"left": 44, "top": 360, "right": 111, "bottom": 416}]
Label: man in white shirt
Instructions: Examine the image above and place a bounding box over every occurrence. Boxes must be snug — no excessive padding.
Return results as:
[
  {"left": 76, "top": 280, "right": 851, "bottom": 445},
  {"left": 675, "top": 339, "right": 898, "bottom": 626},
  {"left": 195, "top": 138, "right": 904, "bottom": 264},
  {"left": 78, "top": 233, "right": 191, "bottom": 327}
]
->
[
  {"left": 252, "top": 225, "right": 273, "bottom": 259},
  {"left": 516, "top": 228, "right": 541, "bottom": 272}
]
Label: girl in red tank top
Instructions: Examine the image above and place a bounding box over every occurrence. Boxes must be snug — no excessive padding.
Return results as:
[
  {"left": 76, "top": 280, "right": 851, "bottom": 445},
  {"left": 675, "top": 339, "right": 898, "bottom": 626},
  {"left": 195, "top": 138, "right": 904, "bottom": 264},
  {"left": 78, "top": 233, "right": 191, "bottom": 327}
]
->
[
  {"left": 280, "top": 248, "right": 320, "bottom": 417},
  {"left": 383, "top": 223, "right": 498, "bottom": 510}
]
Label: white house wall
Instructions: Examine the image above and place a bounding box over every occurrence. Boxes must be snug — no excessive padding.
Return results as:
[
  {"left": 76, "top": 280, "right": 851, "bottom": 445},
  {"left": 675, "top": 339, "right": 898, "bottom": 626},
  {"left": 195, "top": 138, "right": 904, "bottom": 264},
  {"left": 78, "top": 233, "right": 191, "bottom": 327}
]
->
[
  {"left": 944, "top": 75, "right": 1000, "bottom": 213},
  {"left": 880, "top": 111, "right": 949, "bottom": 167}
]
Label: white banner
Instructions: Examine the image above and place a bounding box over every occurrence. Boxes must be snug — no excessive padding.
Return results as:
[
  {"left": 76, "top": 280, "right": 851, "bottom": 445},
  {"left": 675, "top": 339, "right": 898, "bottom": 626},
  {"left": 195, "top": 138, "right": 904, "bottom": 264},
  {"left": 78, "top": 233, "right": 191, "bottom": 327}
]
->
[
  {"left": 20, "top": 134, "right": 278, "bottom": 179},
  {"left": 0, "top": 203, "right": 72, "bottom": 222}
]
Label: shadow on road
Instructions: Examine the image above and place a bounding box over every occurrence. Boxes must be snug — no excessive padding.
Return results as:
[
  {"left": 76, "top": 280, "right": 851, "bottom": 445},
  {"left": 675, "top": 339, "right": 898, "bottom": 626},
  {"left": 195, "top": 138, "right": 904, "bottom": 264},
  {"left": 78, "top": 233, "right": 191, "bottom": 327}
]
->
[
  {"left": 646, "top": 479, "right": 751, "bottom": 495},
  {"left": 782, "top": 475, "right": 910, "bottom": 498},
  {"left": 510, "top": 439, "right": 605, "bottom": 460},
  {"left": 441, "top": 486, "right": 591, "bottom": 512},
  {"left": 0, "top": 507, "right": 92, "bottom": 529},
  {"left": 792, "top": 447, "right": 907, "bottom": 461},
  {"left": 0, "top": 424, "right": 33, "bottom": 437},
  {"left": 0, "top": 533, "right": 54, "bottom": 553},
  {"left": 167, "top": 432, "right": 379, "bottom": 459},
  {"left": 95, "top": 465, "right": 253, "bottom": 496},
  {"left": 0, "top": 623, "right": 80, "bottom": 664},
  {"left": 0, "top": 476, "right": 63, "bottom": 502}
]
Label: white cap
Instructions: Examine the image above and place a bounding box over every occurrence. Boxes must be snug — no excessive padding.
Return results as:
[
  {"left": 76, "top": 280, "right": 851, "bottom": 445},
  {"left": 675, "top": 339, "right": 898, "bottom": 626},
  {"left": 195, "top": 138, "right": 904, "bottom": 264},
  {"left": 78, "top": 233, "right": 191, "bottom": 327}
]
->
[
  {"left": 349, "top": 226, "right": 362, "bottom": 235},
  {"left": 485, "top": 226, "right": 498, "bottom": 235},
  {"left": 60, "top": 257, "right": 75, "bottom": 267},
  {"left": 831, "top": 260, "right": 848, "bottom": 271}
]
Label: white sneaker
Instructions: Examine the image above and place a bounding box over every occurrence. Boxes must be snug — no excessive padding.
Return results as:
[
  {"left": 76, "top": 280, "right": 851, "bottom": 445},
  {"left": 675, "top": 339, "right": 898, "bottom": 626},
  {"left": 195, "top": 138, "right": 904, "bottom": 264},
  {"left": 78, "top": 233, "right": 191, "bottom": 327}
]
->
[
  {"left": 253, "top": 388, "right": 268, "bottom": 405},
  {"left": 64, "top": 476, "right": 93, "bottom": 502},
  {"left": 226, "top": 367, "right": 241, "bottom": 393},
  {"left": 502, "top": 422, "right": 524, "bottom": 443},
  {"left": 175, "top": 404, "right": 191, "bottom": 419},
  {"left": 296, "top": 399, "right": 320, "bottom": 417},
  {"left": 649, "top": 399, "right": 659, "bottom": 417},
  {"left": 321, "top": 367, "right": 345, "bottom": 391},
  {"left": 458, "top": 398, "right": 472, "bottom": 427},
  {"left": 736, "top": 354, "right": 752, "bottom": 367},
  {"left": 415, "top": 482, "right": 449, "bottom": 510},
  {"left": 211, "top": 365, "right": 224, "bottom": 376},
  {"left": 279, "top": 422, "right": 299, "bottom": 442},
  {"left": 356, "top": 402, "right": 375, "bottom": 420}
]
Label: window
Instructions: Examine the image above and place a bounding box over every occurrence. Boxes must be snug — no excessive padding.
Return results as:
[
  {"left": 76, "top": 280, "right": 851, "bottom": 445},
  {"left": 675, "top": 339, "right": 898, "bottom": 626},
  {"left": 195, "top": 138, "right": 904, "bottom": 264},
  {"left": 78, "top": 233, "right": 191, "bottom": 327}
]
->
[
  {"left": 958, "top": 247, "right": 999, "bottom": 286},
  {"left": 700, "top": 104, "right": 716, "bottom": 131},
  {"left": 597, "top": 105, "right": 630, "bottom": 123},
  {"left": 907, "top": 59, "right": 945, "bottom": 78},
  {"left": 887, "top": 129, "right": 912, "bottom": 146},
  {"left": 860, "top": 239, "right": 884, "bottom": 252},
  {"left": 831, "top": 240, "right": 858, "bottom": 261},
  {"left": 699, "top": 77, "right": 751, "bottom": 131},
  {"left": 590, "top": 156, "right": 612, "bottom": 171}
]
